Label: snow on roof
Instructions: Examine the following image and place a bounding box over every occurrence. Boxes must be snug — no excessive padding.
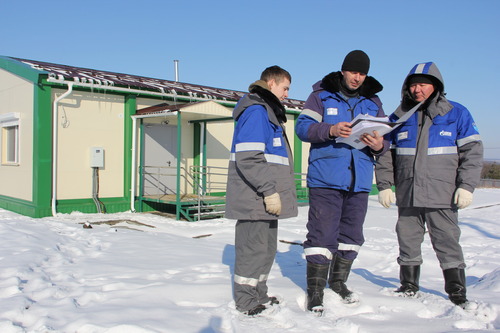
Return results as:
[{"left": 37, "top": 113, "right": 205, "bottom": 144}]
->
[{"left": 11, "top": 57, "right": 304, "bottom": 110}]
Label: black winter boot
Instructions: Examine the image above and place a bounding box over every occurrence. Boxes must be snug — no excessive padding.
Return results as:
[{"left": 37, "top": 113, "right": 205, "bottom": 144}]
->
[
  {"left": 306, "top": 262, "right": 329, "bottom": 314},
  {"left": 396, "top": 265, "right": 420, "bottom": 297},
  {"left": 443, "top": 268, "right": 468, "bottom": 306},
  {"left": 328, "top": 255, "right": 354, "bottom": 301}
]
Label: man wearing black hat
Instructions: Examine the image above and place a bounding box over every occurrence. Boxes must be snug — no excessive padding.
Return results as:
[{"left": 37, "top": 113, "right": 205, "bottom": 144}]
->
[
  {"left": 295, "top": 50, "right": 388, "bottom": 314},
  {"left": 375, "top": 62, "right": 483, "bottom": 307}
]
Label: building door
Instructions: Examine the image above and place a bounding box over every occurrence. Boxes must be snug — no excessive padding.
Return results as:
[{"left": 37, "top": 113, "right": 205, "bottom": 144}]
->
[{"left": 142, "top": 124, "right": 177, "bottom": 196}]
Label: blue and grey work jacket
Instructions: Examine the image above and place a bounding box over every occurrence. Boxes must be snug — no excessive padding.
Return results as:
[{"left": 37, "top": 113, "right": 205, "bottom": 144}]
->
[
  {"left": 225, "top": 93, "right": 297, "bottom": 220},
  {"left": 296, "top": 75, "right": 387, "bottom": 193},
  {"left": 375, "top": 62, "right": 483, "bottom": 208}
]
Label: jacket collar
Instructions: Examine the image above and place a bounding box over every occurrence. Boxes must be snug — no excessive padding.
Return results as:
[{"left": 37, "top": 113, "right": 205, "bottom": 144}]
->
[
  {"left": 320, "top": 71, "right": 383, "bottom": 98},
  {"left": 395, "top": 92, "right": 453, "bottom": 120}
]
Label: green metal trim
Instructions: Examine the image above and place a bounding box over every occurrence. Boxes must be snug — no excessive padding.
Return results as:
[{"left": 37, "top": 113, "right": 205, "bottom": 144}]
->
[
  {"left": 0, "top": 195, "right": 50, "bottom": 218},
  {"left": 285, "top": 109, "right": 302, "bottom": 115},
  {"left": 0, "top": 195, "right": 132, "bottom": 217},
  {"left": 293, "top": 114, "right": 302, "bottom": 175},
  {"left": 32, "top": 82, "right": 53, "bottom": 217},
  {"left": 0, "top": 56, "right": 45, "bottom": 83},
  {"left": 51, "top": 197, "right": 131, "bottom": 214},
  {"left": 138, "top": 121, "right": 145, "bottom": 212},
  {"left": 123, "top": 96, "right": 136, "bottom": 203},
  {"left": 40, "top": 78, "right": 242, "bottom": 108}
]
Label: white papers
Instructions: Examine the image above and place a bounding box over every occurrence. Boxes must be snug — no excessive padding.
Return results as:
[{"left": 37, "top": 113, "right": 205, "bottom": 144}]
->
[{"left": 336, "top": 114, "right": 400, "bottom": 149}]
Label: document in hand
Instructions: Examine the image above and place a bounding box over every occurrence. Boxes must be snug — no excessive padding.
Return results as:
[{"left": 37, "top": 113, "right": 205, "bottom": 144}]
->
[{"left": 336, "top": 114, "right": 400, "bottom": 149}]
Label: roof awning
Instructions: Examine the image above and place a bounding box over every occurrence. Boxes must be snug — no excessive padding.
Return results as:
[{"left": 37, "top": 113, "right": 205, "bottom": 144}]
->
[{"left": 134, "top": 101, "right": 233, "bottom": 123}]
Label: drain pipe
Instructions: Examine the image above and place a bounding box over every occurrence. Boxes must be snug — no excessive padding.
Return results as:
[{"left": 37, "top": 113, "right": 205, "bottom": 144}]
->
[
  {"left": 51, "top": 83, "right": 74, "bottom": 216},
  {"left": 130, "top": 115, "right": 138, "bottom": 212}
]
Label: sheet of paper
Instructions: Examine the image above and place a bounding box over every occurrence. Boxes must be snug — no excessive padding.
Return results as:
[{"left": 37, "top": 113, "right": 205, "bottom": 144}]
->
[{"left": 336, "top": 114, "right": 400, "bottom": 149}]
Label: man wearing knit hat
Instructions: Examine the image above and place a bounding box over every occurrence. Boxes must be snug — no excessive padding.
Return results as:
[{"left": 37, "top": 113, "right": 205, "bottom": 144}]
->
[
  {"left": 375, "top": 62, "right": 483, "bottom": 307},
  {"left": 296, "top": 50, "right": 388, "bottom": 314}
]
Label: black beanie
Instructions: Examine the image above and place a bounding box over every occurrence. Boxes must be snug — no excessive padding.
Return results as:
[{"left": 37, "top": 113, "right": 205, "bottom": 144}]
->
[
  {"left": 341, "top": 50, "right": 370, "bottom": 74},
  {"left": 407, "top": 74, "right": 435, "bottom": 86}
]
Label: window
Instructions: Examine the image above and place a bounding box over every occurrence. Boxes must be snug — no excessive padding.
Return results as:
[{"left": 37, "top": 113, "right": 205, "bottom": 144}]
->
[{"left": 0, "top": 113, "right": 20, "bottom": 165}]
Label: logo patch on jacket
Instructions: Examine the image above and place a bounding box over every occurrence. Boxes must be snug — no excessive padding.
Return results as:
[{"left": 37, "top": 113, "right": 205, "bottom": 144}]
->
[
  {"left": 397, "top": 131, "right": 408, "bottom": 141},
  {"left": 273, "top": 137, "right": 282, "bottom": 147},
  {"left": 327, "top": 108, "right": 338, "bottom": 115},
  {"left": 440, "top": 130, "right": 452, "bottom": 137}
]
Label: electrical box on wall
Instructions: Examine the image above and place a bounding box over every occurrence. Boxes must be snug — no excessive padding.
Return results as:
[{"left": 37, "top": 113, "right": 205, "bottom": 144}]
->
[{"left": 90, "top": 147, "right": 104, "bottom": 168}]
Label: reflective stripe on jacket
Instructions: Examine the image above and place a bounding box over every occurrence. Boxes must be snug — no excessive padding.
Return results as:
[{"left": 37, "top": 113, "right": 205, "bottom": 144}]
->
[
  {"left": 375, "top": 62, "right": 483, "bottom": 208},
  {"left": 383, "top": 101, "right": 482, "bottom": 208},
  {"left": 296, "top": 86, "right": 385, "bottom": 192},
  {"left": 225, "top": 93, "right": 298, "bottom": 220}
]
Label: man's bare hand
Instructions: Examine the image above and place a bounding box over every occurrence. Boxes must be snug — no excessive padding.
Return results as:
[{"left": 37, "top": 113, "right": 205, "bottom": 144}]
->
[
  {"left": 360, "top": 130, "right": 384, "bottom": 151},
  {"left": 330, "top": 122, "right": 352, "bottom": 138}
]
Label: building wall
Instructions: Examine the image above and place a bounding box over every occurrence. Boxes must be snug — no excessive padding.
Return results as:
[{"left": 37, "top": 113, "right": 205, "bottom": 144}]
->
[
  {"left": 55, "top": 88, "right": 125, "bottom": 199},
  {"left": 205, "top": 119, "right": 233, "bottom": 193},
  {"left": 136, "top": 99, "right": 235, "bottom": 197},
  {"left": 0, "top": 69, "right": 34, "bottom": 201},
  {"left": 299, "top": 139, "right": 310, "bottom": 185}
]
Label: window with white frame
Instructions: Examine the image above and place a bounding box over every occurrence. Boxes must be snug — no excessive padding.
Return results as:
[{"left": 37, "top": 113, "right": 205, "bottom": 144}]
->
[{"left": 1, "top": 113, "right": 20, "bottom": 165}]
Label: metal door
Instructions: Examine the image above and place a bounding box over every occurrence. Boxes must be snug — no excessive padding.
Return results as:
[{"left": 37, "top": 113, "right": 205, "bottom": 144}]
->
[{"left": 142, "top": 124, "right": 177, "bottom": 196}]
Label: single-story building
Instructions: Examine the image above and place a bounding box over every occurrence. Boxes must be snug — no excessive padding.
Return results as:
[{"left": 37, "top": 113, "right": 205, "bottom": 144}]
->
[{"left": 0, "top": 56, "right": 309, "bottom": 220}]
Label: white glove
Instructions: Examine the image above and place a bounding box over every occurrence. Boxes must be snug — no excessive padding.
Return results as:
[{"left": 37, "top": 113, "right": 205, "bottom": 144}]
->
[
  {"left": 378, "top": 188, "right": 396, "bottom": 208},
  {"left": 264, "top": 192, "right": 281, "bottom": 215},
  {"left": 454, "top": 188, "right": 473, "bottom": 209}
]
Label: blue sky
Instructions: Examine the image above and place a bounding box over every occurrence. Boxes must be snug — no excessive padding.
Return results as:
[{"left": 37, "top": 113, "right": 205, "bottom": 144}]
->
[{"left": 2, "top": 0, "right": 499, "bottom": 159}]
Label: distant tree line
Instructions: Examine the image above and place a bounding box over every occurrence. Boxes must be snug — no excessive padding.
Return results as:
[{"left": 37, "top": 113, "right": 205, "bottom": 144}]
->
[{"left": 481, "top": 161, "right": 500, "bottom": 179}]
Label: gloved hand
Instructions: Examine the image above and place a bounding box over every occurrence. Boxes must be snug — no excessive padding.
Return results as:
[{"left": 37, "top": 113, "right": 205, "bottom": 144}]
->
[
  {"left": 378, "top": 188, "right": 396, "bottom": 208},
  {"left": 454, "top": 188, "right": 473, "bottom": 209},
  {"left": 264, "top": 192, "right": 281, "bottom": 215}
]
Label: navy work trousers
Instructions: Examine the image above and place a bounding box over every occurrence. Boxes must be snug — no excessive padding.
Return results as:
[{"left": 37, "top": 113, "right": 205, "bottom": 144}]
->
[{"left": 304, "top": 187, "right": 369, "bottom": 264}]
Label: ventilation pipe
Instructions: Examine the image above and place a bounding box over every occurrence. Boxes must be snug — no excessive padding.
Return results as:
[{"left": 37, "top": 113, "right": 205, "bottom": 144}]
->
[{"left": 174, "top": 60, "right": 179, "bottom": 82}]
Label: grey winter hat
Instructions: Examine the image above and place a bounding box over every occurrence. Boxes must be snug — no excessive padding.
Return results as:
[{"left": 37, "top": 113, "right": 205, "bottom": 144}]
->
[
  {"left": 405, "top": 62, "right": 444, "bottom": 93},
  {"left": 407, "top": 74, "right": 435, "bottom": 86},
  {"left": 342, "top": 50, "right": 370, "bottom": 74}
]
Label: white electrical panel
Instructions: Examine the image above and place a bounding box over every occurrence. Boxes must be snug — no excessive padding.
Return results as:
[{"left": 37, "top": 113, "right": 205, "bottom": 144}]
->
[{"left": 90, "top": 147, "right": 104, "bottom": 168}]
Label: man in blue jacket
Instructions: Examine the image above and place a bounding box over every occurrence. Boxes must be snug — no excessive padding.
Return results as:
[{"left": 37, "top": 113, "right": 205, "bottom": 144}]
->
[
  {"left": 226, "top": 66, "right": 298, "bottom": 316},
  {"left": 296, "top": 50, "right": 388, "bottom": 314},
  {"left": 375, "top": 62, "right": 483, "bottom": 307}
]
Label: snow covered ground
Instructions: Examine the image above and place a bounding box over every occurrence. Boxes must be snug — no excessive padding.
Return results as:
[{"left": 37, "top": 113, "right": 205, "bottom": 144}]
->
[{"left": 0, "top": 188, "right": 499, "bottom": 333}]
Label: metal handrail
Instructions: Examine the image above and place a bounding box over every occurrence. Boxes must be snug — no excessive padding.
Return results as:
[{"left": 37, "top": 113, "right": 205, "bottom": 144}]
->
[
  {"left": 142, "top": 165, "right": 308, "bottom": 220},
  {"left": 190, "top": 165, "right": 228, "bottom": 221}
]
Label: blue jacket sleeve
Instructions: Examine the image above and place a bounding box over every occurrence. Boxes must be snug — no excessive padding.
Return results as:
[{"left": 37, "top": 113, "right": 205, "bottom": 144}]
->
[
  {"left": 233, "top": 105, "right": 277, "bottom": 196},
  {"left": 295, "top": 92, "right": 333, "bottom": 143}
]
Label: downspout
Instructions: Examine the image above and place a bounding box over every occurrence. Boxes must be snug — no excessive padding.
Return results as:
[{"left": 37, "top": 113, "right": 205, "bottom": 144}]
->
[
  {"left": 130, "top": 115, "right": 138, "bottom": 212},
  {"left": 51, "top": 83, "right": 74, "bottom": 216}
]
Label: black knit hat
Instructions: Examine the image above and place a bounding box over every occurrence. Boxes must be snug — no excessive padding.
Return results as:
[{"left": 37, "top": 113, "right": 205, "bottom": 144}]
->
[
  {"left": 341, "top": 50, "right": 370, "bottom": 74},
  {"left": 407, "top": 74, "right": 435, "bottom": 86}
]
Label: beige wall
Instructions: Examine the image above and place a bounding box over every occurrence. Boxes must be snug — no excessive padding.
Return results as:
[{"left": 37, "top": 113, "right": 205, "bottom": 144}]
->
[
  {"left": 136, "top": 99, "right": 235, "bottom": 196},
  {"left": 205, "top": 120, "right": 233, "bottom": 192},
  {"left": 0, "top": 69, "right": 34, "bottom": 200},
  {"left": 179, "top": 116, "right": 194, "bottom": 195},
  {"left": 55, "top": 89, "right": 125, "bottom": 199},
  {"left": 183, "top": 102, "right": 232, "bottom": 195},
  {"left": 133, "top": 99, "right": 309, "bottom": 196}
]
